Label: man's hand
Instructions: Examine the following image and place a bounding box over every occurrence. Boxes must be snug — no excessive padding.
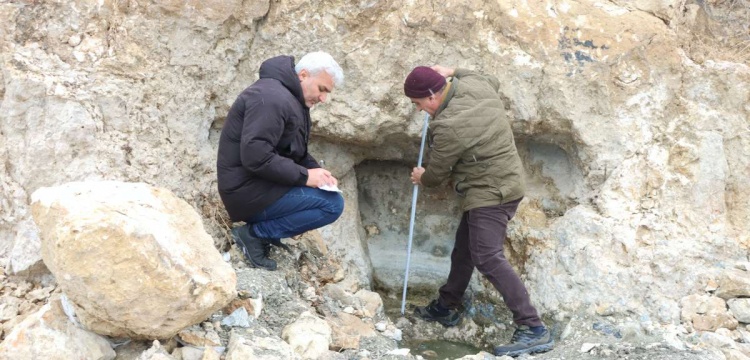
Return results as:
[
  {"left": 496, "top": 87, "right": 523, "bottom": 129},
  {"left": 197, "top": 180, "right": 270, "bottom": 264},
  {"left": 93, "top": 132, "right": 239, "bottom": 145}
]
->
[
  {"left": 306, "top": 168, "right": 338, "bottom": 188},
  {"left": 431, "top": 65, "right": 455, "bottom": 78},
  {"left": 410, "top": 167, "right": 425, "bottom": 185}
]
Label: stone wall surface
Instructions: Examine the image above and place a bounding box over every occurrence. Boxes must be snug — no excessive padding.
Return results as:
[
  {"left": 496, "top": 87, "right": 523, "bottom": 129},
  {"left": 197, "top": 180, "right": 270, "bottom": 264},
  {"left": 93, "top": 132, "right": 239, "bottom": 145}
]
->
[{"left": 0, "top": 0, "right": 748, "bottom": 329}]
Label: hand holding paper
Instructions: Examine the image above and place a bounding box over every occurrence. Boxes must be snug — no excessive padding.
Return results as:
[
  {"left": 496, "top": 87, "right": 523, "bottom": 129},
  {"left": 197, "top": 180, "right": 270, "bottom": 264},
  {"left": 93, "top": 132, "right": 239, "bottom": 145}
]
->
[
  {"left": 306, "top": 168, "right": 338, "bottom": 188},
  {"left": 318, "top": 184, "right": 342, "bottom": 193}
]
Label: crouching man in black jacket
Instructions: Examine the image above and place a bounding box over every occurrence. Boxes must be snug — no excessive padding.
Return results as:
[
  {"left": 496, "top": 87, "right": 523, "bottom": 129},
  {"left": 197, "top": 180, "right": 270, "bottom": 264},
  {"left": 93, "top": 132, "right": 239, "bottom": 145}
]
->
[{"left": 217, "top": 52, "right": 345, "bottom": 271}]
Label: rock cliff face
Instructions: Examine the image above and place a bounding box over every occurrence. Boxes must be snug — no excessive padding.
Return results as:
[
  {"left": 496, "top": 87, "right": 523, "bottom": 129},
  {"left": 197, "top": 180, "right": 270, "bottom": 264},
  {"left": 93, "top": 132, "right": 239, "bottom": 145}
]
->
[{"left": 1, "top": 0, "right": 748, "bottom": 328}]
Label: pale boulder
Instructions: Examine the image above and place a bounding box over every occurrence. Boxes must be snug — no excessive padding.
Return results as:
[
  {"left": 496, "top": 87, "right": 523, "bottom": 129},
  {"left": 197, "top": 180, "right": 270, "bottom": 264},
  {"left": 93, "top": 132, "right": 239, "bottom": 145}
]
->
[
  {"left": 177, "top": 323, "right": 221, "bottom": 347},
  {"left": 729, "top": 299, "right": 750, "bottom": 324},
  {"left": 716, "top": 270, "right": 750, "bottom": 300},
  {"left": 326, "top": 312, "right": 376, "bottom": 350},
  {"left": 31, "top": 181, "right": 236, "bottom": 339},
  {"left": 681, "top": 294, "right": 738, "bottom": 331},
  {"left": 5, "top": 218, "right": 44, "bottom": 275},
  {"left": 354, "top": 289, "right": 383, "bottom": 318},
  {"left": 723, "top": 349, "right": 750, "bottom": 360},
  {"left": 281, "top": 311, "right": 332, "bottom": 359},
  {"left": 225, "top": 331, "right": 301, "bottom": 360},
  {"left": 0, "top": 296, "right": 115, "bottom": 360},
  {"left": 136, "top": 340, "right": 176, "bottom": 360}
]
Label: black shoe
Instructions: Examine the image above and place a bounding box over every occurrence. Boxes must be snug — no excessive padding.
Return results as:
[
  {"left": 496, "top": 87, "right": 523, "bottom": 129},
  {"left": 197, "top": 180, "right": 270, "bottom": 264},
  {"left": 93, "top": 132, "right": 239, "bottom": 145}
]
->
[
  {"left": 261, "top": 239, "right": 292, "bottom": 257},
  {"left": 231, "top": 226, "right": 277, "bottom": 271},
  {"left": 414, "top": 300, "right": 462, "bottom": 327},
  {"left": 493, "top": 325, "right": 554, "bottom": 357}
]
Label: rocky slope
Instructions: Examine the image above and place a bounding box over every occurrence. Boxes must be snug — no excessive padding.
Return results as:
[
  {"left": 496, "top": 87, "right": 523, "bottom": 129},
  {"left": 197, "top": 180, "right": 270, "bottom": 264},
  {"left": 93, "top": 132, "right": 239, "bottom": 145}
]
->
[{"left": 1, "top": 0, "right": 749, "bottom": 359}]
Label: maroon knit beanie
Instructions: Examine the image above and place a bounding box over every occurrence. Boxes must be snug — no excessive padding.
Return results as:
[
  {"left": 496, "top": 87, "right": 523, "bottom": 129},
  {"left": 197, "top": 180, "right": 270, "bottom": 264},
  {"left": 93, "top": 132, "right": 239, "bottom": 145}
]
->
[{"left": 404, "top": 66, "right": 446, "bottom": 98}]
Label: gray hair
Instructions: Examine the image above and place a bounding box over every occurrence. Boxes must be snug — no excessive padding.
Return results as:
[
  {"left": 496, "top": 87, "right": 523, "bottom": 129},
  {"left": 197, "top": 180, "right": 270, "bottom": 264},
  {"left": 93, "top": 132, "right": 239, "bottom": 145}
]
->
[{"left": 295, "top": 51, "right": 345, "bottom": 87}]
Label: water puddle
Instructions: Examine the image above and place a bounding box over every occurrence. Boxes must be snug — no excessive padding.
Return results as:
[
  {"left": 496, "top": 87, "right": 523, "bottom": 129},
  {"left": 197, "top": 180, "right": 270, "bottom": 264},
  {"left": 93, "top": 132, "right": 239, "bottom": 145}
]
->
[
  {"left": 400, "top": 339, "right": 484, "bottom": 359},
  {"left": 379, "top": 294, "right": 487, "bottom": 359}
]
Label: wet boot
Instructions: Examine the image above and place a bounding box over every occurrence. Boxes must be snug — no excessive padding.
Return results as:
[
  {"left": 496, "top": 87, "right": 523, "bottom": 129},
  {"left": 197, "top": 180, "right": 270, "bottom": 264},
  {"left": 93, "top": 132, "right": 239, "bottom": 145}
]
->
[
  {"left": 414, "top": 299, "right": 462, "bottom": 327},
  {"left": 493, "top": 325, "right": 554, "bottom": 357},
  {"left": 231, "top": 225, "right": 277, "bottom": 271}
]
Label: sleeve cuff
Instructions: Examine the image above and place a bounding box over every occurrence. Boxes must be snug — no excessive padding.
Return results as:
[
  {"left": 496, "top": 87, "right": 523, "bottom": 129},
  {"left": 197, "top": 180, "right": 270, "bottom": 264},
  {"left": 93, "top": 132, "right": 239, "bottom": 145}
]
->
[{"left": 295, "top": 167, "right": 309, "bottom": 186}]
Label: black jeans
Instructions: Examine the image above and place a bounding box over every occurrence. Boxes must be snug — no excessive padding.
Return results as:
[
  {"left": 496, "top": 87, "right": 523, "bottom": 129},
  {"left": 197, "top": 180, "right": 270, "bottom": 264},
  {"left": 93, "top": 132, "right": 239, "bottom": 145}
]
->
[{"left": 438, "top": 198, "right": 543, "bottom": 327}]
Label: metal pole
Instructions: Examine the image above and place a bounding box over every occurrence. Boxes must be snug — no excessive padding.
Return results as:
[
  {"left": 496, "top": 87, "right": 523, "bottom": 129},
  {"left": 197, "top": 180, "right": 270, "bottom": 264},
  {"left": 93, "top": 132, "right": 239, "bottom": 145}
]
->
[{"left": 401, "top": 113, "right": 430, "bottom": 315}]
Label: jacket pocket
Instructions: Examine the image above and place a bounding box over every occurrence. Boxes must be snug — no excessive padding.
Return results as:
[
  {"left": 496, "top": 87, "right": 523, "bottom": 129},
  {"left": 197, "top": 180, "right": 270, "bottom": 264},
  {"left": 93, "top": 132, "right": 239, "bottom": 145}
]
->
[
  {"left": 491, "top": 181, "right": 506, "bottom": 201},
  {"left": 453, "top": 176, "right": 467, "bottom": 197}
]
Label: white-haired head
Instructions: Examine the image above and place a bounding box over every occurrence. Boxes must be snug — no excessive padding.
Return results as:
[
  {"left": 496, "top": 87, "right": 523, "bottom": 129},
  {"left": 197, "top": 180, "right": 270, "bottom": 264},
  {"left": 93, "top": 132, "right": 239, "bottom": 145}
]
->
[{"left": 295, "top": 51, "right": 344, "bottom": 87}]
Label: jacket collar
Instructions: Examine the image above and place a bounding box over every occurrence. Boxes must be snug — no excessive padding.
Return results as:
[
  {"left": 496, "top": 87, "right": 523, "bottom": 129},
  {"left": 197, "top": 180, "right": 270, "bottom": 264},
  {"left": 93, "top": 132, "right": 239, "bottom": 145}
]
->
[{"left": 434, "top": 79, "right": 456, "bottom": 118}]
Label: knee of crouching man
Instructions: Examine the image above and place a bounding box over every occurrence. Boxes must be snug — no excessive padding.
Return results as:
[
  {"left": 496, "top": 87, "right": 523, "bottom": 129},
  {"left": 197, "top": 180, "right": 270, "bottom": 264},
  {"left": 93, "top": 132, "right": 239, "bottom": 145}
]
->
[{"left": 325, "top": 193, "right": 344, "bottom": 222}]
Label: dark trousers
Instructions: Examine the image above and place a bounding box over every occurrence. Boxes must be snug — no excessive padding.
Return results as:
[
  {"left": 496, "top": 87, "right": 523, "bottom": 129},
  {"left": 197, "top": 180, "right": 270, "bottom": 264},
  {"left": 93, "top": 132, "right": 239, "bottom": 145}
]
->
[{"left": 438, "top": 198, "right": 543, "bottom": 327}]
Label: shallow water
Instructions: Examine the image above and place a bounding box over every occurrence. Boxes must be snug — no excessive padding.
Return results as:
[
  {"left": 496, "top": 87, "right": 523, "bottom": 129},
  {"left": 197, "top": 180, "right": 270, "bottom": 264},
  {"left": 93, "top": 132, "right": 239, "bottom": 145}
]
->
[
  {"left": 380, "top": 292, "right": 489, "bottom": 358},
  {"left": 400, "top": 339, "right": 484, "bottom": 359}
]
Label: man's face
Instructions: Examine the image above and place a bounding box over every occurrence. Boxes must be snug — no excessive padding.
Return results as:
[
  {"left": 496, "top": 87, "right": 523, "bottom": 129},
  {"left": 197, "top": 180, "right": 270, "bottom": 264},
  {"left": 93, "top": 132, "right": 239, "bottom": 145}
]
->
[
  {"left": 411, "top": 95, "right": 440, "bottom": 117},
  {"left": 298, "top": 69, "right": 335, "bottom": 108}
]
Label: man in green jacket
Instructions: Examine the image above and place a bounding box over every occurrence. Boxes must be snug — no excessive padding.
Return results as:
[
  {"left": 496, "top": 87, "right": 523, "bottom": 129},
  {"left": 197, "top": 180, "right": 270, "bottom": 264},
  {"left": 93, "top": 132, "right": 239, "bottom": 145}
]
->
[{"left": 404, "top": 65, "right": 554, "bottom": 357}]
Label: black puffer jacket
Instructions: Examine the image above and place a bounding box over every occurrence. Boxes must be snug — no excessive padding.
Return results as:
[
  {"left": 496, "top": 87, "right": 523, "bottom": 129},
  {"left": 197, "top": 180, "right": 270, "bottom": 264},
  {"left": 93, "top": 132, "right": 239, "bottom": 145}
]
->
[{"left": 217, "top": 55, "right": 319, "bottom": 221}]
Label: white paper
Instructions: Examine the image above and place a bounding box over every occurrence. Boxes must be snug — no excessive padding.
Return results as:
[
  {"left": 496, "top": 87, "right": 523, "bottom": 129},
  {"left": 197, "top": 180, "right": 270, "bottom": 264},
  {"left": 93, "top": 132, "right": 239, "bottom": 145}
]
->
[{"left": 318, "top": 184, "right": 342, "bottom": 193}]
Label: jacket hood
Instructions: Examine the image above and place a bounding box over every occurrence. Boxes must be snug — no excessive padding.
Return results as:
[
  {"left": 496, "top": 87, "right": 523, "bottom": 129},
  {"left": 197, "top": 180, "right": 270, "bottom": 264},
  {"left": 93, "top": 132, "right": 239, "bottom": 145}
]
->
[{"left": 259, "top": 55, "right": 305, "bottom": 106}]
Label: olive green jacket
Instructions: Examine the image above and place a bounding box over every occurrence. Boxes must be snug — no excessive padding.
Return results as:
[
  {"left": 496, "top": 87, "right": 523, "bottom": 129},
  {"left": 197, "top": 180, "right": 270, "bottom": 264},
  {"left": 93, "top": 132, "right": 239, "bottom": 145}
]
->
[{"left": 420, "top": 68, "right": 525, "bottom": 211}]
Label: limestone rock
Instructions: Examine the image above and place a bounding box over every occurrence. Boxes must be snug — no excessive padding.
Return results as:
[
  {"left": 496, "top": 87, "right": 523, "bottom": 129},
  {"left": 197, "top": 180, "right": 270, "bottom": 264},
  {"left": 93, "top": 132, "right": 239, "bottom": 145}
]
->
[
  {"left": 220, "top": 307, "right": 251, "bottom": 328},
  {"left": 315, "top": 172, "right": 373, "bottom": 288},
  {"left": 0, "top": 297, "right": 115, "bottom": 360},
  {"left": 716, "top": 270, "right": 750, "bottom": 300},
  {"left": 723, "top": 349, "right": 750, "bottom": 360},
  {"left": 321, "top": 283, "right": 355, "bottom": 307},
  {"left": 701, "top": 331, "right": 737, "bottom": 350},
  {"left": 5, "top": 218, "right": 45, "bottom": 275},
  {"left": 177, "top": 323, "right": 221, "bottom": 347},
  {"left": 297, "top": 229, "right": 328, "bottom": 257},
  {"left": 0, "top": 0, "right": 749, "bottom": 346},
  {"left": 729, "top": 299, "right": 750, "bottom": 324},
  {"left": 0, "top": 283, "right": 50, "bottom": 341},
  {"left": 354, "top": 289, "right": 383, "bottom": 318},
  {"left": 202, "top": 348, "right": 222, "bottom": 360},
  {"left": 223, "top": 296, "right": 262, "bottom": 319},
  {"left": 681, "top": 294, "right": 738, "bottom": 331},
  {"left": 610, "top": 0, "right": 683, "bottom": 22},
  {"left": 326, "top": 312, "right": 376, "bottom": 350},
  {"left": 112, "top": 341, "right": 151, "bottom": 360},
  {"left": 171, "top": 346, "right": 220, "bottom": 360},
  {"left": 31, "top": 181, "right": 236, "bottom": 339},
  {"left": 136, "top": 340, "right": 176, "bottom": 360},
  {"left": 281, "top": 311, "right": 332, "bottom": 359},
  {"left": 226, "top": 330, "right": 300, "bottom": 360}
]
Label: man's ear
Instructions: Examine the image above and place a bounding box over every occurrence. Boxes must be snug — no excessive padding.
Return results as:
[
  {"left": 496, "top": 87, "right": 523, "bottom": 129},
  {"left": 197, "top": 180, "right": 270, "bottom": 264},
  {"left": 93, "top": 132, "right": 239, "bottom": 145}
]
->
[{"left": 298, "top": 69, "right": 309, "bottom": 82}]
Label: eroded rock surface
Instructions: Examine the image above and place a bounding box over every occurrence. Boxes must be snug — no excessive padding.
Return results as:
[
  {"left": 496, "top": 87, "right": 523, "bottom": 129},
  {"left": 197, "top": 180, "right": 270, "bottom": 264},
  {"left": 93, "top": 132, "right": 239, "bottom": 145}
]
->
[
  {"left": 31, "top": 181, "right": 236, "bottom": 339},
  {"left": 1, "top": 0, "right": 749, "bottom": 359}
]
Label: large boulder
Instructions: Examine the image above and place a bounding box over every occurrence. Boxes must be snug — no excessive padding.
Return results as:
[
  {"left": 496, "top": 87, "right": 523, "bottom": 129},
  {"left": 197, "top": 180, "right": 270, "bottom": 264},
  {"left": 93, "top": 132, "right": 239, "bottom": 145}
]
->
[{"left": 30, "top": 181, "right": 236, "bottom": 339}]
